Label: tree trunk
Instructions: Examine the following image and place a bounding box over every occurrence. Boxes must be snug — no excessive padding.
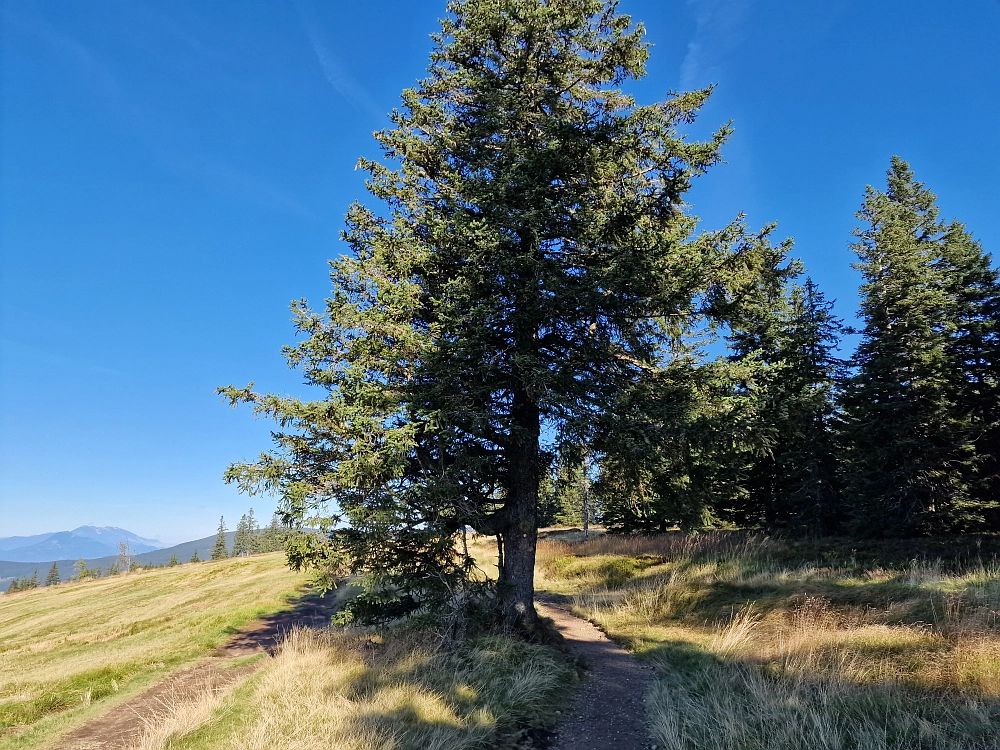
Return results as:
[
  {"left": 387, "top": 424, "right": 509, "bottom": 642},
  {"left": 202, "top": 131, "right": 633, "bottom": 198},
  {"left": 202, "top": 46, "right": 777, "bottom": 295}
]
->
[{"left": 498, "top": 383, "right": 540, "bottom": 628}]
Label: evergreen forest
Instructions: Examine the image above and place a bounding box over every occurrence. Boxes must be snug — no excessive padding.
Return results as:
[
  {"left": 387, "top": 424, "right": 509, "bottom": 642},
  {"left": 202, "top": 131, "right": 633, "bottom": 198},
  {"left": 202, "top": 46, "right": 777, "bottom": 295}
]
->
[
  {"left": 220, "top": 0, "right": 999, "bottom": 628},
  {"left": 585, "top": 155, "right": 1000, "bottom": 539}
]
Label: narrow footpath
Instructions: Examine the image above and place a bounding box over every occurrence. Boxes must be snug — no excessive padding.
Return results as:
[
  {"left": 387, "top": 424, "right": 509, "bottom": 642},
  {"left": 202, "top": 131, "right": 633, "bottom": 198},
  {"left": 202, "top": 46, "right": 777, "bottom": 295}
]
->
[
  {"left": 57, "top": 593, "right": 654, "bottom": 750},
  {"left": 55, "top": 590, "right": 343, "bottom": 750},
  {"left": 535, "top": 600, "right": 656, "bottom": 750}
]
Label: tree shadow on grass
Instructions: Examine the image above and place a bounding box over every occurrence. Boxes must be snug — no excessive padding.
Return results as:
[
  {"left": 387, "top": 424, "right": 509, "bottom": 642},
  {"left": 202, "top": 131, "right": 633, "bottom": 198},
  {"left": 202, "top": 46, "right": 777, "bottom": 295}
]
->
[
  {"left": 645, "top": 637, "right": 1000, "bottom": 750},
  {"left": 323, "top": 633, "right": 572, "bottom": 750},
  {"left": 219, "top": 583, "right": 361, "bottom": 655}
]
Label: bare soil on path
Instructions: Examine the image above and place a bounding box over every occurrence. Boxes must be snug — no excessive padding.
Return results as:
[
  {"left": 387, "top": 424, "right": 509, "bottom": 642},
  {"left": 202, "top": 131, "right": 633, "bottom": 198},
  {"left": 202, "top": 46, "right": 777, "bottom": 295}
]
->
[
  {"left": 53, "top": 590, "right": 342, "bottom": 750},
  {"left": 536, "top": 599, "right": 655, "bottom": 750},
  {"left": 54, "top": 589, "right": 654, "bottom": 750}
]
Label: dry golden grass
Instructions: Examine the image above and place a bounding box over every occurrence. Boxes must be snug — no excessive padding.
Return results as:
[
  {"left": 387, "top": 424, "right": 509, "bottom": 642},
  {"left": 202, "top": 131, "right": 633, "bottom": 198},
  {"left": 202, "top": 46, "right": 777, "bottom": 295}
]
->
[
  {"left": 155, "top": 626, "right": 575, "bottom": 750},
  {"left": 537, "top": 532, "right": 1000, "bottom": 749},
  {"left": 0, "top": 553, "right": 304, "bottom": 749},
  {"left": 127, "top": 673, "right": 238, "bottom": 750}
]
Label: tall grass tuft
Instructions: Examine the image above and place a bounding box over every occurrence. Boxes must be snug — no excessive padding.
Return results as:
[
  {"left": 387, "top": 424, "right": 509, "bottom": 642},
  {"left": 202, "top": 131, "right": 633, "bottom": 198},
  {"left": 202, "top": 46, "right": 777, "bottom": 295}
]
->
[
  {"left": 172, "top": 626, "right": 575, "bottom": 750},
  {"left": 537, "top": 531, "right": 1000, "bottom": 749},
  {"left": 128, "top": 674, "right": 236, "bottom": 750}
]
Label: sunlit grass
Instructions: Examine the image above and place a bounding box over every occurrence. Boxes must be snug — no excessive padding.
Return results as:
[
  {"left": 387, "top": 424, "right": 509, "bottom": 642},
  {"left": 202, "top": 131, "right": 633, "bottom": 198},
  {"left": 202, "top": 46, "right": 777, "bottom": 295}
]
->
[
  {"left": 0, "top": 553, "right": 305, "bottom": 749},
  {"left": 536, "top": 532, "right": 1000, "bottom": 749},
  {"left": 144, "top": 626, "right": 575, "bottom": 750}
]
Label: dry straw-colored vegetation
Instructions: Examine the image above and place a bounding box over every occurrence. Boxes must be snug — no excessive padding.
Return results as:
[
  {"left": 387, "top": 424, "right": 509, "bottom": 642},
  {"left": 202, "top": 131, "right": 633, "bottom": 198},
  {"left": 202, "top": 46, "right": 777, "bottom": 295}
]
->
[
  {"left": 127, "top": 672, "right": 236, "bottom": 750},
  {"left": 130, "top": 626, "right": 575, "bottom": 750},
  {"left": 537, "top": 531, "right": 1000, "bottom": 750},
  {"left": 15, "top": 526, "right": 998, "bottom": 750},
  {"left": 0, "top": 553, "right": 304, "bottom": 749},
  {"left": 3, "top": 547, "right": 575, "bottom": 750}
]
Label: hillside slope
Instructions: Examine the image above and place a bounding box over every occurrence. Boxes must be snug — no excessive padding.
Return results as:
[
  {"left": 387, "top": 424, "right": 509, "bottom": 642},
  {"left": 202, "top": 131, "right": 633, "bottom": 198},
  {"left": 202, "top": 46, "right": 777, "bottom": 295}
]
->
[
  {"left": 2, "top": 549, "right": 578, "bottom": 750},
  {"left": 0, "top": 552, "right": 305, "bottom": 749},
  {"left": 0, "top": 533, "right": 237, "bottom": 591}
]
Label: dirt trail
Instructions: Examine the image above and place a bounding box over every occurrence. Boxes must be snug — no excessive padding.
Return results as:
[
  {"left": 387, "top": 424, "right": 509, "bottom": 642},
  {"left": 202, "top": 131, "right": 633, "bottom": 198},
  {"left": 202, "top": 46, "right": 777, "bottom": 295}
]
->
[
  {"left": 55, "top": 590, "right": 652, "bottom": 750},
  {"left": 54, "top": 590, "right": 342, "bottom": 750},
  {"left": 536, "top": 599, "right": 655, "bottom": 750},
  {"left": 54, "top": 662, "right": 253, "bottom": 750}
]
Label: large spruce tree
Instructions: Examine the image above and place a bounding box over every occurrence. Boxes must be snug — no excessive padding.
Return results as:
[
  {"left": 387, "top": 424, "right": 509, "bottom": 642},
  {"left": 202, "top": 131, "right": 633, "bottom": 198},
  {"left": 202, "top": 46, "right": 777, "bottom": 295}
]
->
[
  {"left": 839, "top": 157, "right": 987, "bottom": 534},
  {"left": 221, "top": 0, "right": 777, "bottom": 626},
  {"left": 594, "top": 231, "right": 804, "bottom": 534},
  {"left": 593, "top": 351, "right": 763, "bottom": 532},
  {"left": 938, "top": 219, "right": 1000, "bottom": 521},
  {"left": 729, "top": 276, "right": 844, "bottom": 532}
]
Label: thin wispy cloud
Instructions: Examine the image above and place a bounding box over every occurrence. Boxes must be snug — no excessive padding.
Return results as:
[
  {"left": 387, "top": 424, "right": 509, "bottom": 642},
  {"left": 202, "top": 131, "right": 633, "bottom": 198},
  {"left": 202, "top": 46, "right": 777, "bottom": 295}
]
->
[
  {"left": 8, "top": 7, "right": 314, "bottom": 219},
  {"left": 679, "top": 0, "right": 752, "bottom": 90},
  {"left": 19, "top": 9, "right": 125, "bottom": 103},
  {"left": 295, "top": 0, "right": 386, "bottom": 124},
  {"left": 192, "top": 160, "right": 315, "bottom": 218}
]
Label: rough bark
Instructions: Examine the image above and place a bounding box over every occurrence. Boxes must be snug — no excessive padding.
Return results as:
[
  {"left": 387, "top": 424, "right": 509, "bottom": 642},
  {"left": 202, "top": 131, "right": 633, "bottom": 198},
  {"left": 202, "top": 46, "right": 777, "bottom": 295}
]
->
[{"left": 498, "top": 384, "right": 540, "bottom": 628}]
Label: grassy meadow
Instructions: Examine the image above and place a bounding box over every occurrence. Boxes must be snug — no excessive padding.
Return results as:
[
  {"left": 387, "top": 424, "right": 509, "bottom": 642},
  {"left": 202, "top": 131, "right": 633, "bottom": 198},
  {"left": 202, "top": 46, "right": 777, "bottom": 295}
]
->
[
  {"left": 536, "top": 531, "right": 1000, "bottom": 750},
  {"left": 133, "top": 627, "right": 574, "bottom": 750},
  {"left": 0, "top": 553, "right": 305, "bottom": 749},
  {"left": 9, "top": 529, "right": 1000, "bottom": 750},
  {"left": 2, "top": 549, "right": 576, "bottom": 750}
]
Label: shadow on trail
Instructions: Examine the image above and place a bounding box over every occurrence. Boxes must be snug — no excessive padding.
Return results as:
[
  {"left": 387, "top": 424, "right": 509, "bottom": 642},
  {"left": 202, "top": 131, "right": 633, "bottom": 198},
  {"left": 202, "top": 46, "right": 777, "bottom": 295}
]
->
[{"left": 221, "top": 583, "right": 360, "bottom": 655}]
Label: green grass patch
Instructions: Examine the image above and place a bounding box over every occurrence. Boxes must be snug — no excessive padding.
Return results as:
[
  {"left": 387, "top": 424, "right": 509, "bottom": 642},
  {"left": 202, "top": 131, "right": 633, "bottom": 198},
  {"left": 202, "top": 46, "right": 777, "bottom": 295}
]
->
[
  {"left": 544, "top": 553, "right": 664, "bottom": 588},
  {"left": 0, "top": 553, "right": 306, "bottom": 749}
]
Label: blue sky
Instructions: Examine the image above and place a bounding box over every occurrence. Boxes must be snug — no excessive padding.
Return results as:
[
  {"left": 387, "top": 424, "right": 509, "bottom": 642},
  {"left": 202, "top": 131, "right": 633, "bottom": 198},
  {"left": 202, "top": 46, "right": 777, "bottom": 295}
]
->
[{"left": 1, "top": 0, "right": 998, "bottom": 544}]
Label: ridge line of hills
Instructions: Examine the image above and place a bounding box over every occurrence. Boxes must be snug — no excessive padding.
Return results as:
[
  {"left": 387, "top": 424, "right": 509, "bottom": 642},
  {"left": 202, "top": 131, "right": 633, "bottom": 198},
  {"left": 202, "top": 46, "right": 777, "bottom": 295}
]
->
[
  {"left": 0, "top": 532, "right": 237, "bottom": 591},
  {"left": 0, "top": 525, "right": 165, "bottom": 562}
]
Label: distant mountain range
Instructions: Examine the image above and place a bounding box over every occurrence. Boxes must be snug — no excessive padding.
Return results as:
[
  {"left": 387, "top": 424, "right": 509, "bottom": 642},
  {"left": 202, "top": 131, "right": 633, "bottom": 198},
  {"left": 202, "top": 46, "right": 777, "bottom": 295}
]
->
[
  {"left": 0, "top": 526, "right": 166, "bottom": 563},
  {"left": 0, "top": 531, "right": 238, "bottom": 592}
]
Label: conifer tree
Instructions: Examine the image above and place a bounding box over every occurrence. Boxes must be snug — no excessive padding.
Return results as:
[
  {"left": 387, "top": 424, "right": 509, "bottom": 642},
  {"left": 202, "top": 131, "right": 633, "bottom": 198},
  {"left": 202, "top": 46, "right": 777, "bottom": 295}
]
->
[
  {"left": 233, "top": 509, "right": 262, "bottom": 556},
  {"left": 839, "top": 157, "right": 981, "bottom": 534},
  {"left": 211, "top": 517, "right": 229, "bottom": 560},
  {"left": 45, "top": 562, "right": 60, "bottom": 586},
  {"left": 536, "top": 468, "right": 561, "bottom": 527},
  {"left": 221, "top": 0, "right": 783, "bottom": 626},
  {"left": 257, "top": 513, "right": 286, "bottom": 553},
  {"left": 729, "top": 277, "right": 844, "bottom": 532},
  {"left": 595, "top": 238, "right": 796, "bottom": 533},
  {"left": 594, "top": 348, "right": 763, "bottom": 532},
  {"left": 541, "top": 455, "right": 587, "bottom": 527},
  {"left": 246, "top": 508, "right": 260, "bottom": 553},
  {"left": 116, "top": 540, "right": 132, "bottom": 576},
  {"left": 232, "top": 513, "right": 251, "bottom": 556},
  {"left": 8, "top": 570, "right": 39, "bottom": 593},
  {"left": 938, "top": 220, "right": 1000, "bottom": 519},
  {"left": 190, "top": 550, "right": 201, "bottom": 563}
]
